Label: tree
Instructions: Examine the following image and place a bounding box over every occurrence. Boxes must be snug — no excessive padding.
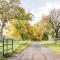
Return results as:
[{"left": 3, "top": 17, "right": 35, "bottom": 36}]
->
[
  {"left": 31, "top": 15, "right": 50, "bottom": 41},
  {"left": 3, "top": 21, "right": 20, "bottom": 38},
  {"left": 42, "top": 32, "right": 49, "bottom": 40},
  {"left": 0, "top": 0, "right": 32, "bottom": 40},
  {"left": 10, "top": 0, "right": 20, "bottom": 4},
  {"left": 49, "top": 9, "right": 60, "bottom": 38},
  {"left": 4, "top": 19, "right": 33, "bottom": 40}
]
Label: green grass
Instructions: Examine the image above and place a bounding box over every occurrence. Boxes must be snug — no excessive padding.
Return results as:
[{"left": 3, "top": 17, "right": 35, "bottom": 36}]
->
[
  {"left": 40, "top": 41, "right": 60, "bottom": 52},
  {"left": 13, "top": 41, "right": 31, "bottom": 53},
  {"left": 0, "top": 56, "right": 6, "bottom": 60},
  {"left": 0, "top": 40, "right": 31, "bottom": 59}
]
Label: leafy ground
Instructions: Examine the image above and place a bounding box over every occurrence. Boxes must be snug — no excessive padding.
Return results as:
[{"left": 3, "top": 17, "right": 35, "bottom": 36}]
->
[{"left": 40, "top": 41, "right": 60, "bottom": 52}]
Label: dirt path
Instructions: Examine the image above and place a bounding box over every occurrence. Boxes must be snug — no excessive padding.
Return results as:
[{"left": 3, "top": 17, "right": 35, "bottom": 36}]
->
[{"left": 7, "top": 42, "right": 60, "bottom": 60}]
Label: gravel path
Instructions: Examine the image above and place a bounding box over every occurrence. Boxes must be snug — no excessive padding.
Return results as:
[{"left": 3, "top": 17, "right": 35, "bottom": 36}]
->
[{"left": 7, "top": 42, "right": 60, "bottom": 60}]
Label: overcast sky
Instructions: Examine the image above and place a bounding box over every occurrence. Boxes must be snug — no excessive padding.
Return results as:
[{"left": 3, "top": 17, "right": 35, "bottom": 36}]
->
[{"left": 21, "top": 0, "right": 60, "bottom": 25}]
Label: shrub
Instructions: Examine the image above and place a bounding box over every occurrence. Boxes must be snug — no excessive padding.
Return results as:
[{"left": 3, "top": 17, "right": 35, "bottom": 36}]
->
[
  {"left": 42, "top": 32, "right": 49, "bottom": 40},
  {"left": 0, "top": 56, "right": 6, "bottom": 60}
]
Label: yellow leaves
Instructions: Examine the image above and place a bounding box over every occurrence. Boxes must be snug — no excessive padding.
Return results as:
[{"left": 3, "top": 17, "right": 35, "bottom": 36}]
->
[
  {"left": 10, "top": 19, "right": 19, "bottom": 25},
  {"left": 3, "top": 21, "right": 20, "bottom": 38},
  {"left": 3, "top": 19, "right": 30, "bottom": 39},
  {"left": 31, "top": 16, "right": 49, "bottom": 39}
]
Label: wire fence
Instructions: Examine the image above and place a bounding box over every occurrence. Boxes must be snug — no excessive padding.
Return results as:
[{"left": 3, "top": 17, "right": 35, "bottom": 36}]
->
[
  {"left": 0, "top": 37, "right": 14, "bottom": 56},
  {"left": 0, "top": 36, "right": 28, "bottom": 57}
]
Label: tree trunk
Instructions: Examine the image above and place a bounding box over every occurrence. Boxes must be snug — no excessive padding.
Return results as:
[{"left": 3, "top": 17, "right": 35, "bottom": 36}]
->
[
  {"left": 55, "top": 30, "right": 58, "bottom": 38},
  {"left": 1, "top": 20, "right": 5, "bottom": 55},
  {"left": 1, "top": 20, "right": 6, "bottom": 38},
  {"left": 55, "top": 30, "right": 58, "bottom": 43},
  {"left": 1, "top": 20, "right": 4, "bottom": 41}
]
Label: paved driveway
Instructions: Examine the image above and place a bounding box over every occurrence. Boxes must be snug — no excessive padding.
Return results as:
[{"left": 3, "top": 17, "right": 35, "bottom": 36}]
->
[{"left": 7, "top": 42, "right": 60, "bottom": 60}]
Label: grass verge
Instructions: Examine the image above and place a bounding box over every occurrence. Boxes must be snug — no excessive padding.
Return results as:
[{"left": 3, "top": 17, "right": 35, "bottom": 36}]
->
[
  {"left": 0, "top": 40, "right": 31, "bottom": 60},
  {"left": 40, "top": 41, "right": 60, "bottom": 52}
]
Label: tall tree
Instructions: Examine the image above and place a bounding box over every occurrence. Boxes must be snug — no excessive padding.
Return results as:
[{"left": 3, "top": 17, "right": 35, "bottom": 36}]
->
[
  {"left": 0, "top": 0, "right": 32, "bottom": 40},
  {"left": 49, "top": 9, "right": 60, "bottom": 38}
]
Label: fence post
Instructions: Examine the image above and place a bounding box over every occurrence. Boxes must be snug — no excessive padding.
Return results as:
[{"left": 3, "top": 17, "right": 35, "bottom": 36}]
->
[
  {"left": 12, "top": 38, "right": 14, "bottom": 53},
  {"left": 6, "top": 39, "right": 8, "bottom": 53},
  {"left": 2, "top": 36, "right": 4, "bottom": 55}
]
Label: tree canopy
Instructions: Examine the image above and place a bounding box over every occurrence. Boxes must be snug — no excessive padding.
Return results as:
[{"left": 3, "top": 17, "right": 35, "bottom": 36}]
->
[{"left": 0, "top": 0, "right": 32, "bottom": 40}]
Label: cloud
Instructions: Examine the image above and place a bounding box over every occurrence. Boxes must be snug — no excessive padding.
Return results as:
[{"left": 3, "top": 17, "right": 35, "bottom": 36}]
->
[
  {"left": 21, "top": 0, "right": 60, "bottom": 25},
  {"left": 29, "top": 0, "right": 60, "bottom": 25}
]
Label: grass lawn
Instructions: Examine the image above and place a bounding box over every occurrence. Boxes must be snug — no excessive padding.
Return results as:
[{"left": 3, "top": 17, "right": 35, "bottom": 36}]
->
[
  {"left": 40, "top": 41, "right": 60, "bottom": 52},
  {"left": 0, "top": 40, "right": 31, "bottom": 60}
]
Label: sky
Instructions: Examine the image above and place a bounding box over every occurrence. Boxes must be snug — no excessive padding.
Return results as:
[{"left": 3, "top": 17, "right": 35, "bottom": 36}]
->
[{"left": 21, "top": 0, "right": 60, "bottom": 25}]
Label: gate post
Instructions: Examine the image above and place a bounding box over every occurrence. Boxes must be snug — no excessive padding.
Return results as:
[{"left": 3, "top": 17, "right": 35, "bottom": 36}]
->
[
  {"left": 2, "top": 36, "right": 4, "bottom": 55},
  {"left": 12, "top": 38, "right": 14, "bottom": 53}
]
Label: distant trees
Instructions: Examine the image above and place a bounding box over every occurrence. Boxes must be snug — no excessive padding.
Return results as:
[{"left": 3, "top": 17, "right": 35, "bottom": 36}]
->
[{"left": 30, "top": 16, "right": 50, "bottom": 41}]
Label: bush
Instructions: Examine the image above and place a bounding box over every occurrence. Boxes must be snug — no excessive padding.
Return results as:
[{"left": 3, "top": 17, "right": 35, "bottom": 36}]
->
[
  {"left": 42, "top": 32, "right": 49, "bottom": 40},
  {"left": 0, "top": 56, "right": 6, "bottom": 60},
  {"left": 3, "top": 53, "right": 12, "bottom": 58}
]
